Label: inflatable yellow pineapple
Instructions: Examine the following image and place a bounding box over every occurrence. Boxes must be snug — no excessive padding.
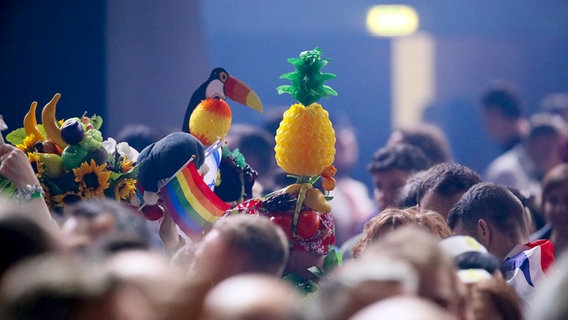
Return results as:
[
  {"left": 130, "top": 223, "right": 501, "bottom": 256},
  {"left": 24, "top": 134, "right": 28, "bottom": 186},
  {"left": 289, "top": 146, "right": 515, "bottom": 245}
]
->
[{"left": 275, "top": 48, "right": 338, "bottom": 181}]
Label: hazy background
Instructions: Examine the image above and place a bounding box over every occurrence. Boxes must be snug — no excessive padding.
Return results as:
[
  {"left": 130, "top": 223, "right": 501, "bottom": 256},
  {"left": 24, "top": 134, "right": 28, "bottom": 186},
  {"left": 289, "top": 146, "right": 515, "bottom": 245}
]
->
[{"left": 2, "top": 0, "right": 568, "bottom": 191}]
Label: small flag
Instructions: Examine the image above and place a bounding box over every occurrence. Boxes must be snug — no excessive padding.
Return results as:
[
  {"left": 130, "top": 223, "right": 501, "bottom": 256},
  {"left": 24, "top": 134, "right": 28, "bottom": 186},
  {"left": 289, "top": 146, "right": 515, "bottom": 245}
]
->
[
  {"left": 159, "top": 160, "right": 230, "bottom": 237},
  {"left": 203, "top": 146, "right": 222, "bottom": 190},
  {"left": 501, "top": 239, "right": 555, "bottom": 308}
]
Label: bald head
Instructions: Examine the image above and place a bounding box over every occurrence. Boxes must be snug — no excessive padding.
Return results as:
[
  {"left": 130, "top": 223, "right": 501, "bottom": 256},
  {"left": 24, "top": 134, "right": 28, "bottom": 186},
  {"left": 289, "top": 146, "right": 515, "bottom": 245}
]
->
[
  {"left": 201, "top": 274, "right": 302, "bottom": 320},
  {"left": 349, "top": 296, "right": 456, "bottom": 320}
]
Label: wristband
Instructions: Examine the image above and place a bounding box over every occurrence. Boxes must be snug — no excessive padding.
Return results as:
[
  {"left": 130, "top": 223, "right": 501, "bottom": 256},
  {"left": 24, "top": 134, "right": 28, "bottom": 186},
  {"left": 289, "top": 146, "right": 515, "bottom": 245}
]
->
[{"left": 16, "top": 184, "right": 45, "bottom": 204}]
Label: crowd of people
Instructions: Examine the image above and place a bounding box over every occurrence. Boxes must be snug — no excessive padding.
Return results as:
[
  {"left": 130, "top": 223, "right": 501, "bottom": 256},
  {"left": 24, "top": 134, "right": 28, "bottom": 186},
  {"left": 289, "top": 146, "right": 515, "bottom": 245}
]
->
[{"left": 1, "top": 82, "right": 568, "bottom": 319}]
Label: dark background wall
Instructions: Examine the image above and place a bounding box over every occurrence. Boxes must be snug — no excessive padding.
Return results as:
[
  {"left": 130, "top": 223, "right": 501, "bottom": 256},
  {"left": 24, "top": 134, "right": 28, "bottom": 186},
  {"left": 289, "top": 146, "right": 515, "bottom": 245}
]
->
[
  {"left": 0, "top": 0, "right": 106, "bottom": 133},
  {"left": 2, "top": 0, "right": 568, "bottom": 192}
]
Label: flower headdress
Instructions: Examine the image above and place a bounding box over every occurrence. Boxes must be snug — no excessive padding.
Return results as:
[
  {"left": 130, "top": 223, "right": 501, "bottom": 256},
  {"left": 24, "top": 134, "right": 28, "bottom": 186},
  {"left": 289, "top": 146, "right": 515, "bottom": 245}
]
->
[{"left": 2, "top": 93, "right": 138, "bottom": 210}]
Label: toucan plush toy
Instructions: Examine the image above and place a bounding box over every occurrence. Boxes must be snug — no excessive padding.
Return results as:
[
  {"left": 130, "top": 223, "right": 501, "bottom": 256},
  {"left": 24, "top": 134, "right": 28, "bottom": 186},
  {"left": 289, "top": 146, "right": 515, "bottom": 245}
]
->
[{"left": 182, "top": 68, "right": 263, "bottom": 146}]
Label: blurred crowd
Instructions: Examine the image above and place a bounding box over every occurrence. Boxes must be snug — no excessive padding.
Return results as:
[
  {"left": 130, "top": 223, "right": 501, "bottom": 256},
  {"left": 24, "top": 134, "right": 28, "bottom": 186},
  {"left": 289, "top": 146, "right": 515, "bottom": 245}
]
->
[{"left": 1, "top": 82, "right": 568, "bottom": 319}]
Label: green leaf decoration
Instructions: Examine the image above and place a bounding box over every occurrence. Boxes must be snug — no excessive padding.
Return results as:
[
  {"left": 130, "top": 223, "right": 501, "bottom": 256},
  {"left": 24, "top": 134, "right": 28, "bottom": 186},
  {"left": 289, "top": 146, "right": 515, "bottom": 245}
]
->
[
  {"left": 6, "top": 128, "right": 27, "bottom": 145},
  {"left": 282, "top": 273, "right": 318, "bottom": 294},
  {"left": 277, "top": 47, "right": 338, "bottom": 106},
  {"left": 231, "top": 148, "right": 247, "bottom": 169},
  {"left": 90, "top": 115, "right": 103, "bottom": 130},
  {"left": 323, "top": 247, "right": 342, "bottom": 272},
  {"left": 6, "top": 125, "right": 48, "bottom": 146},
  {"left": 0, "top": 177, "right": 17, "bottom": 197}
]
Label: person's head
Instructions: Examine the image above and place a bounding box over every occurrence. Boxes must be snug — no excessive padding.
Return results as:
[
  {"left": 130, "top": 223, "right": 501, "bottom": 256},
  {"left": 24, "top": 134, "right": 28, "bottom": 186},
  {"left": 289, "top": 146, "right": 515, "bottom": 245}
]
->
[
  {"left": 417, "top": 162, "right": 482, "bottom": 219},
  {"left": 0, "top": 254, "right": 156, "bottom": 320},
  {"left": 396, "top": 170, "right": 427, "bottom": 208},
  {"left": 539, "top": 92, "right": 568, "bottom": 123},
  {"left": 360, "top": 227, "right": 466, "bottom": 318},
  {"left": 465, "top": 277, "right": 524, "bottom": 320},
  {"left": 0, "top": 213, "right": 57, "bottom": 277},
  {"left": 226, "top": 124, "right": 276, "bottom": 183},
  {"left": 368, "top": 143, "right": 431, "bottom": 210},
  {"left": 349, "top": 292, "right": 457, "bottom": 320},
  {"left": 309, "top": 257, "right": 419, "bottom": 320},
  {"left": 353, "top": 207, "right": 452, "bottom": 258},
  {"left": 352, "top": 208, "right": 415, "bottom": 258},
  {"left": 201, "top": 274, "right": 303, "bottom": 320},
  {"left": 541, "top": 164, "right": 568, "bottom": 233},
  {"left": 334, "top": 126, "right": 359, "bottom": 173},
  {"left": 480, "top": 81, "right": 527, "bottom": 147},
  {"left": 413, "top": 208, "right": 454, "bottom": 240},
  {"left": 524, "top": 113, "right": 567, "bottom": 177},
  {"left": 189, "top": 215, "right": 289, "bottom": 285},
  {"left": 507, "top": 187, "right": 542, "bottom": 235},
  {"left": 447, "top": 183, "right": 529, "bottom": 260},
  {"left": 388, "top": 123, "right": 453, "bottom": 165},
  {"left": 115, "top": 124, "right": 168, "bottom": 153},
  {"left": 439, "top": 235, "right": 501, "bottom": 282},
  {"left": 105, "top": 250, "right": 193, "bottom": 320},
  {"left": 61, "top": 199, "right": 151, "bottom": 251}
]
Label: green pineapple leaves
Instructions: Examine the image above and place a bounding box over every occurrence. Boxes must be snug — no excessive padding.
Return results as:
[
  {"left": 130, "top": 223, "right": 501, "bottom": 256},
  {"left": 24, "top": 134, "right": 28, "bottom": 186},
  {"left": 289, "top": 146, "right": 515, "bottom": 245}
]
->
[{"left": 277, "top": 48, "right": 338, "bottom": 106}]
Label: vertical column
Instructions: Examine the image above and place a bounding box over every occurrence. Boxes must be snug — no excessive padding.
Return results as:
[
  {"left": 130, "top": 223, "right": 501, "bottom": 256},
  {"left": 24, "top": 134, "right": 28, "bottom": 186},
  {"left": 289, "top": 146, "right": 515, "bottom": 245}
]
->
[{"left": 391, "top": 32, "right": 435, "bottom": 128}]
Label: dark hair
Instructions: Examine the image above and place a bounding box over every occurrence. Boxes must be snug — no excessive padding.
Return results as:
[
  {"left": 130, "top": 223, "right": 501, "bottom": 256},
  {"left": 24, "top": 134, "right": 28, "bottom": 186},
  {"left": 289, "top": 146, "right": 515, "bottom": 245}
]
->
[
  {"left": 507, "top": 187, "right": 545, "bottom": 232},
  {"left": 396, "top": 170, "right": 427, "bottom": 208},
  {"left": 454, "top": 251, "right": 500, "bottom": 275},
  {"left": 526, "top": 113, "right": 567, "bottom": 142},
  {"left": 447, "top": 183, "right": 527, "bottom": 238},
  {"left": 417, "top": 162, "right": 482, "bottom": 201},
  {"left": 392, "top": 123, "right": 452, "bottom": 164},
  {"left": 64, "top": 199, "right": 151, "bottom": 248},
  {"left": 480, "top": 82, "right": 525, "bottom": 119},
  {"left": 367, "top": 143, "right": 431, "bottom": 174},
  {"left": 227, "top": 124, "right": 275, "bottom": 176},
  {"left": 0, "top": 215, "right": 55, "bottom": 277}
]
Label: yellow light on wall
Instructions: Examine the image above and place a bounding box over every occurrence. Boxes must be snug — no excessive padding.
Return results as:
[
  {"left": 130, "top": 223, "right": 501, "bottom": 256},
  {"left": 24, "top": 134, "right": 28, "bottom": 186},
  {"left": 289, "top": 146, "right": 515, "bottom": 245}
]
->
[{"left": 366, "top": 5, "right": 419, "bottom": 37}]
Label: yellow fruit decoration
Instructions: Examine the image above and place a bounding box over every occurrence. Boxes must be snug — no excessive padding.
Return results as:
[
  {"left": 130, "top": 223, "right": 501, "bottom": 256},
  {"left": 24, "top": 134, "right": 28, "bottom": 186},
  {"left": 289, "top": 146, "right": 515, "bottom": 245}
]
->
[
  {"left": 189, "top": 98, "right": 232, "bottom": 146},
  {"left": 41, "top": 93, "right": 68, "bottom": 149},
  {"left": 275, "top": 47, "right": 338, "bottom": 178},
  {"left": 23, "top": 101, "right": 47, "bottom": 142}
]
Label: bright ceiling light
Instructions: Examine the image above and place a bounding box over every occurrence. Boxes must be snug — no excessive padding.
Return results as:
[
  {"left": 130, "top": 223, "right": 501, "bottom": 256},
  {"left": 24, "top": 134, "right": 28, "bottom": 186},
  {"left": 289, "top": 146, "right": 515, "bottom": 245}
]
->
[{"left": 367, "top": 5, "right": 419, "bottom": 37}]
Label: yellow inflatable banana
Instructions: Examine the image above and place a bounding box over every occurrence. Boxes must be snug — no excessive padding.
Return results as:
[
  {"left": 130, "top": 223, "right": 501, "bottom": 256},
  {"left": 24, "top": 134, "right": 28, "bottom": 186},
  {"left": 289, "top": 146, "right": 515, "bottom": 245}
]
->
[
  {"left": 283, "top": 183, "right": 332, "bottom": 213},
  {"left": 41, "top": 93, "right": 68, "bottom": 148},
  {"left": 23, "top": 101, "right": 47, "bottom": 141},
  {"left": 304, "top": 188, "right": 332, "bottom": 213}
]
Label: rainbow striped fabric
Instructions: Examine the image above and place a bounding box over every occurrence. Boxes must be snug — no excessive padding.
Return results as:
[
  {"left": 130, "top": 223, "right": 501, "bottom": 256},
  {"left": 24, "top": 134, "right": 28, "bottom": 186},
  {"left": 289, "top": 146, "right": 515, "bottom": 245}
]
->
[{"left": 160, "top": 160, "right": 230, "bottom": 237}]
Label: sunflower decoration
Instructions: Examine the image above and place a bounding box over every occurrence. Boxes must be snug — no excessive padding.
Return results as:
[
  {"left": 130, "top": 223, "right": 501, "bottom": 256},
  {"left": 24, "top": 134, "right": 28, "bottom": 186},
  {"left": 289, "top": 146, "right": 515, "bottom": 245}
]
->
[
  {"left": 114, "top": 178, "right": 137, "bottom": 201},
  {"left": 74, "top": 159, "right": 111, "bottom": 198},
  {"left": 2, "top": 93, "right": 140, "bottom": 211},
  {"left": 16, "top": 133, "right": 40, "bottom": 153},
  {"left": 27, "top": 152, "right": 44, "bottom": 177},
  {"left": 52, "top": 191, "right": 83, "bottom": 208}
]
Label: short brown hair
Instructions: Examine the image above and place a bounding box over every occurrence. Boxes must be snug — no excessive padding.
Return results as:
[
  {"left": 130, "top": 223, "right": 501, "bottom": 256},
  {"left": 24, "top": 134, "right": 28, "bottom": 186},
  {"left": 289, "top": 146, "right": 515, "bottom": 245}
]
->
[{"left": 214, "top": 215, "right": 289, "bottom": 275}]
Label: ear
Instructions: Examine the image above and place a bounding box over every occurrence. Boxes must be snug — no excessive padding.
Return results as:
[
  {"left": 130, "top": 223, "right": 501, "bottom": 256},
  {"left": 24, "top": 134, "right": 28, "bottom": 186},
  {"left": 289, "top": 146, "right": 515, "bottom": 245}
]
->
[{"left": 476, "top": 219, "right": 492, "bottom": 247}]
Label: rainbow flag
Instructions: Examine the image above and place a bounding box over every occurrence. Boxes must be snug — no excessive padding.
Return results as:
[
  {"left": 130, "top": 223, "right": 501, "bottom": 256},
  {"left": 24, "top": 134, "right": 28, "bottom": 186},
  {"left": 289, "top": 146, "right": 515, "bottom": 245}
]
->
[{"left": 159, "top": 160, "right": 230, "bottom": 237}]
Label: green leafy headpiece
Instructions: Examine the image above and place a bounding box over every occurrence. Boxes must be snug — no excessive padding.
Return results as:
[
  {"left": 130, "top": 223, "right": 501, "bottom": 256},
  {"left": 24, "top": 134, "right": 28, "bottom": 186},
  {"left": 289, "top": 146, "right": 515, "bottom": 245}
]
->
[{"left": 277, "top": 48, "right": 338, "bottom": 106}]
